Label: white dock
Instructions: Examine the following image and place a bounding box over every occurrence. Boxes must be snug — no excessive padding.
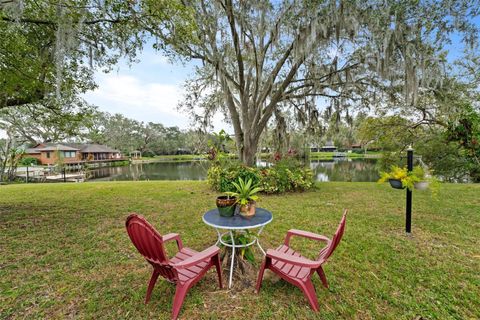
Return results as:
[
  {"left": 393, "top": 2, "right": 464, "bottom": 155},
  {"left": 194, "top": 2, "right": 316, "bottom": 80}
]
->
[{"left": 16, "top": 169, "right": 86, "bottom": 182}]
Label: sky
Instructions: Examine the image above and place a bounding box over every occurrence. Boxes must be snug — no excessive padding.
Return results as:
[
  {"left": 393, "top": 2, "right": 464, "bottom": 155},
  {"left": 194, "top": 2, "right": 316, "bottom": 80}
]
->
[{"left": 82, "top": 47, "right": 229, "bottom": 131}]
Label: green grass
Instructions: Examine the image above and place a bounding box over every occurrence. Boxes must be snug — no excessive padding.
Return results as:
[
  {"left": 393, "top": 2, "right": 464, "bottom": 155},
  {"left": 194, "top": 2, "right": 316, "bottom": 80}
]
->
[{"left": 1, "top": 181, "right": 479, "bottom": 319}]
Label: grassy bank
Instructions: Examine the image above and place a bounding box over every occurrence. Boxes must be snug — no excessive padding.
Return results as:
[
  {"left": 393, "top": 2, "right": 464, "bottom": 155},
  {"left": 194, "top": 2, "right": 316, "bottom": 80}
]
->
[
  {"left": 309, "top": 151, "right": 381, "bottom": 159},
  {"left": 1, "top": 181, "right": 479, "bottom": 319}
]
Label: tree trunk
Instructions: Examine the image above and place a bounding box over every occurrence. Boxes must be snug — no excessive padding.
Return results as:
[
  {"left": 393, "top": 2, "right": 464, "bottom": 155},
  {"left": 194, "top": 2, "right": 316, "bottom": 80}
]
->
[
  {"left": 231, "top": 126, "right": 260, "bottom": 167},
  {"left": 241, "top": 136, "right": 258, "bottom": 167},
  {"left": 228, "top": 100, "right": 264, "bottom": 167},
  {"left": 220, "top": 69, "right": 276, "bottom": 166}
]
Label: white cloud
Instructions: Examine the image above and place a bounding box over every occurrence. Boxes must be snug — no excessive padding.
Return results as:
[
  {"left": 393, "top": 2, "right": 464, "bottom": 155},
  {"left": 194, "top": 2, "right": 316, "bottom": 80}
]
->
[
  {"left": 83, "top": 73, "right": 189, "bottom": 127},
  {"left": 83, "top": 72, "right": 232, "bottom": 132},
  {"left": 82, "top": 46, "right": 233, "bottom": 132}
]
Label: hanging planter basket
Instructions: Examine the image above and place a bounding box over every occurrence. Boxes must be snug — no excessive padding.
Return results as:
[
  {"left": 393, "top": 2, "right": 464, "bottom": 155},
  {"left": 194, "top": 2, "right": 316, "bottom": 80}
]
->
[
  {"left": 414, "top": 181, "right": 429, "bottom": 190},
  {"left": 388, "top": 179, "right": 405, "bottom": 189}
]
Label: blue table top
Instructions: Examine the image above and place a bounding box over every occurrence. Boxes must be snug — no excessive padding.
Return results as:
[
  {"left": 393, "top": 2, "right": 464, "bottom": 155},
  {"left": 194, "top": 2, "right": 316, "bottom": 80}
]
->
[{"left": 203, "top": 207, "right": 273, "bottom": 229}]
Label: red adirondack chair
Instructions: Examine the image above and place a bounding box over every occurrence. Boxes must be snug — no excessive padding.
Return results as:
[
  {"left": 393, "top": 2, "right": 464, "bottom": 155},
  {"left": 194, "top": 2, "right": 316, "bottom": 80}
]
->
[
  {"left": 126, "top": 213, "right": 223, "bottom": 320},
  {"left": 256, "top": 209, "right": 347, "bottom": 312}
]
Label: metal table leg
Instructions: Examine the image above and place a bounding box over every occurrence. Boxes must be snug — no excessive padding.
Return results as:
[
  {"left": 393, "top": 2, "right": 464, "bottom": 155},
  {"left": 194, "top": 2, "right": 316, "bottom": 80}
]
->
[
  {"left": 229, "top": 230, "right": 235, "bottom": 288},
  {"left": 215, "top": 226, "right": 267, "bottom": 288},
  {"left": 214, "top": 228, "right": 222, "bottom": 246},
  {"left": 256, "top": 225, "right": 266, "bottom": 255}
]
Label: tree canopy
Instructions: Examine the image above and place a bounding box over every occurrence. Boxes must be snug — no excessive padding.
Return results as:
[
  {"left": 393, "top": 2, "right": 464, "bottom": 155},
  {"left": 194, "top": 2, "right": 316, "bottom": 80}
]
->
[
  {"left": 0, "top": 0, "right": 193, "bottom": 109},
  {"left": 145, "top": 0, "right": 479, "bottom": 165},
  {"left": 1, "top": 0, "right": 479, "bottom": 169}
]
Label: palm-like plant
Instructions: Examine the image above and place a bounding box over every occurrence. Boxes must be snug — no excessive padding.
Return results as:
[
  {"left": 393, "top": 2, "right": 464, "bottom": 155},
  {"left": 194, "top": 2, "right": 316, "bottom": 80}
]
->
[{"left": 226, "top": 177, "right": 262, "bottom": 206}]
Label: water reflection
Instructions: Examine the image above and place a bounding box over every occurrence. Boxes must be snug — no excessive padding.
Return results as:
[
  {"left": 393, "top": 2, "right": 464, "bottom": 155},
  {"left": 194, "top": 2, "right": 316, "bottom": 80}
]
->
[
  {"left": 88, "top": 158, "right": 379, "bottom": 182},
  {"left": 88, "top": 162, "right": 209, "bottom": 181},
  {"left": 310, "top": 158, "right": 379, "bottom": 182}
]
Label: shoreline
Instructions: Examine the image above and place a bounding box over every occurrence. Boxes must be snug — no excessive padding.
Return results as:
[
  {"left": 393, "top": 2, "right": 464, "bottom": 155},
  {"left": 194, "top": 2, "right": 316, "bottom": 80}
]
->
[{"left": 131, "top": 152, "right": 382, "bottom": 164}]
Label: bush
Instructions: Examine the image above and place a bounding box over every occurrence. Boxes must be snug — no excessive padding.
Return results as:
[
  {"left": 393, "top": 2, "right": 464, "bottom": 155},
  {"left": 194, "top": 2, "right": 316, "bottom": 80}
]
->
[
  {"left": 259, "top": 161, "right": 314, "bottom": 193},
  {"left": 258, "top": 167, "right": 283, "bottom": 193},
  {"left": 20, "top": 157, "right": 39, "bottom": 166},
  {"left": 207, "top": 162, "right": 261, "bottom": 192},
  {"left": 142, "top": 151, "right": 156, "bottom": 158},
  {"left": 350, "top": 148, "right": 364, "bottom": 154},
  {"left": 208, "top": 160, "right": 314, "bottom": 194}
]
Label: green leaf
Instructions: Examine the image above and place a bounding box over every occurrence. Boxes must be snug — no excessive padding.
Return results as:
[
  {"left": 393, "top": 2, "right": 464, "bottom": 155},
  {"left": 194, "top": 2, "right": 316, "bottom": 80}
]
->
[{"left": 245, "top": 178, "right": 252, "bottom": 191}]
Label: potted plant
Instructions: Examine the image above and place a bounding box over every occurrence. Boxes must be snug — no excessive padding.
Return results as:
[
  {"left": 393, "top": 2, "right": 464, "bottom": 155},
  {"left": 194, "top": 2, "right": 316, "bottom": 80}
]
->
[
  {"left": 378, "top": 165, "right": 407, "bottom": 189},
  {"left": 410, "top": 166, "right": 440, "bottom": 196},
  {"left": 414, "top": 180, "right": 429, "bottom": 190},
  {"left": 216, "top": 195, "right": 237, "bottom": 217},
  {"left": 226, "top": 177, "right": 262, "bottom": 218},
  {"left": 411, "top": 166, "right": 428, "bottom": 190}
]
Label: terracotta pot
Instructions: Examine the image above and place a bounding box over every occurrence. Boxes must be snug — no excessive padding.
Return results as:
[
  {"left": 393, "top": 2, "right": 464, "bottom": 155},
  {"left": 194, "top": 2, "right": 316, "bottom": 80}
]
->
[
  {"left": 239, "top": 201, "right": 256, "bottom": 219},
  {"left": 414, "top": 181, "right": 429, "bottom": 190},
  {"left": 388, "top": 179, "right": 405, "bottom": 189},
  {"left": 216, "top": 196, "right": 236, "bottom": 217}
]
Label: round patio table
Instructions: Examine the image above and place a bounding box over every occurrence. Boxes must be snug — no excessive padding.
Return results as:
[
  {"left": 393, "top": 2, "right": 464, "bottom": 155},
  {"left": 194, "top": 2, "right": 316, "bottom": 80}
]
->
[{"left": 202, "top": 208, "right": 273, "bottom": 288}]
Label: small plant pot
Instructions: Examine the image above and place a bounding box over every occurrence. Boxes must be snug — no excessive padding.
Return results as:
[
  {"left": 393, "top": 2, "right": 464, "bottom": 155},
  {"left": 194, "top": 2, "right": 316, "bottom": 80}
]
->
[
  {"left": 414, "top": 181, "right": 429, "bottom": 190},
  {"left": 216, "top": 196, "right": 237, "bottom": 217},
  {"left": 388, "top": 179, "right": 405, "bottom": 189},
  {"left": 239, "top": 201, "right": 256, "bottom": 219}
]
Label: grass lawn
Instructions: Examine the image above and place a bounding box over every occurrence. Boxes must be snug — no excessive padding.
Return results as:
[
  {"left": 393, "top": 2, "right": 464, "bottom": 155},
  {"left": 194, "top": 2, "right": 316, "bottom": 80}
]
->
[{"left": 1, "top": 181, "right": 479, "bottom": 319}]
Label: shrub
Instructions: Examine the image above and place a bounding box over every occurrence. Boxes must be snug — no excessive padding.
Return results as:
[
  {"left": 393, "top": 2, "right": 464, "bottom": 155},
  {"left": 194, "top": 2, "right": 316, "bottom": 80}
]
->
[
  {"left": 208, "top": 163, "right": 261, "bottom": 192},
  {"left": 208, "top": 160, "right": 314, "bottom": 194},
  {"left": 288, "top": 167, "right": 314, "bottom": 191},
  {"left": 234, "top": 165, "right": 261, "bottom": 190},
  {"left": 207, "top": 165, "right": 223, "bottom": 191},
  {"left": 142, "top": 151, "right": 156, "bottom": 158},
  {"left": 350, "top": 149, "right": 364, "bottom": 154},
  {"left": 259, "top": 168, "right": 284, "bottom": 193},
  {"left": 20, "top": 157, "right": 39, "bottom": 166}
]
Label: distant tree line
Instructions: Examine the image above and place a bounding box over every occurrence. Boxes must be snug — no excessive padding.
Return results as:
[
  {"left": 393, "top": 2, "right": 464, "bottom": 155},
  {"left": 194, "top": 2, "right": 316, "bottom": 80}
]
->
[
  {"left": 85, "top": 111, "right": 213, "bottom": 156},
  {"left": 0, "top": 105, "right": 215, "bottom": 158}
]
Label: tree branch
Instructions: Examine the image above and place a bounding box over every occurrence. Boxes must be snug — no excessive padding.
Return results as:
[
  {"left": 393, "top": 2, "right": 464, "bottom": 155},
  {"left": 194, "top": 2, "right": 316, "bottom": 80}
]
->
[
  {"left": 224, "top": 0, "right": 245, "bottom": 93},
  {"left": 1, "top": 16, "right": 133, "bottom": 26}
]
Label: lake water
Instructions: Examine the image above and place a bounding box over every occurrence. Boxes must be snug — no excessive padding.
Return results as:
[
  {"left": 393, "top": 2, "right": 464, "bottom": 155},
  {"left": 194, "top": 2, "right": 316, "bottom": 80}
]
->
[
  {"left": 88, "top": 158, "right": 379, "bottom": 182},
  {"left": 310, "top": 158, "right": 379, "bottom": 182}
]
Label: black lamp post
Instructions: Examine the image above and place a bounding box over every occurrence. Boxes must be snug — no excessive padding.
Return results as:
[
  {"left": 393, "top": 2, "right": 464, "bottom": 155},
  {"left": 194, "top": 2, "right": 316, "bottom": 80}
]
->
[{"left": 406, "top": 146, "right": 413, "bottom": 234}]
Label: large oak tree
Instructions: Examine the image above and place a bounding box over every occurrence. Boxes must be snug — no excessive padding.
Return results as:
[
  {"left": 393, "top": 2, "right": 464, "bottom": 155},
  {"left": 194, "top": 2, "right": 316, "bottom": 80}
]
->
[{"left": 146, "top": 0, "right": 479, "bottom": 165}]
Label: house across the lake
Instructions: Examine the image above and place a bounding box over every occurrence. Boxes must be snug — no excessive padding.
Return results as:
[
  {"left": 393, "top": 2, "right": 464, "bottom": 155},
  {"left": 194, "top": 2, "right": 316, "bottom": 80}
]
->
[
  {"left": 24, "top": 143, "right": 124, "bottom": 165},
  {"left": 350, "top": 143, "right": 363, "bottom": 150},
  {"left": 320, "top": 141, "right": 337, "bottom": 152}
]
